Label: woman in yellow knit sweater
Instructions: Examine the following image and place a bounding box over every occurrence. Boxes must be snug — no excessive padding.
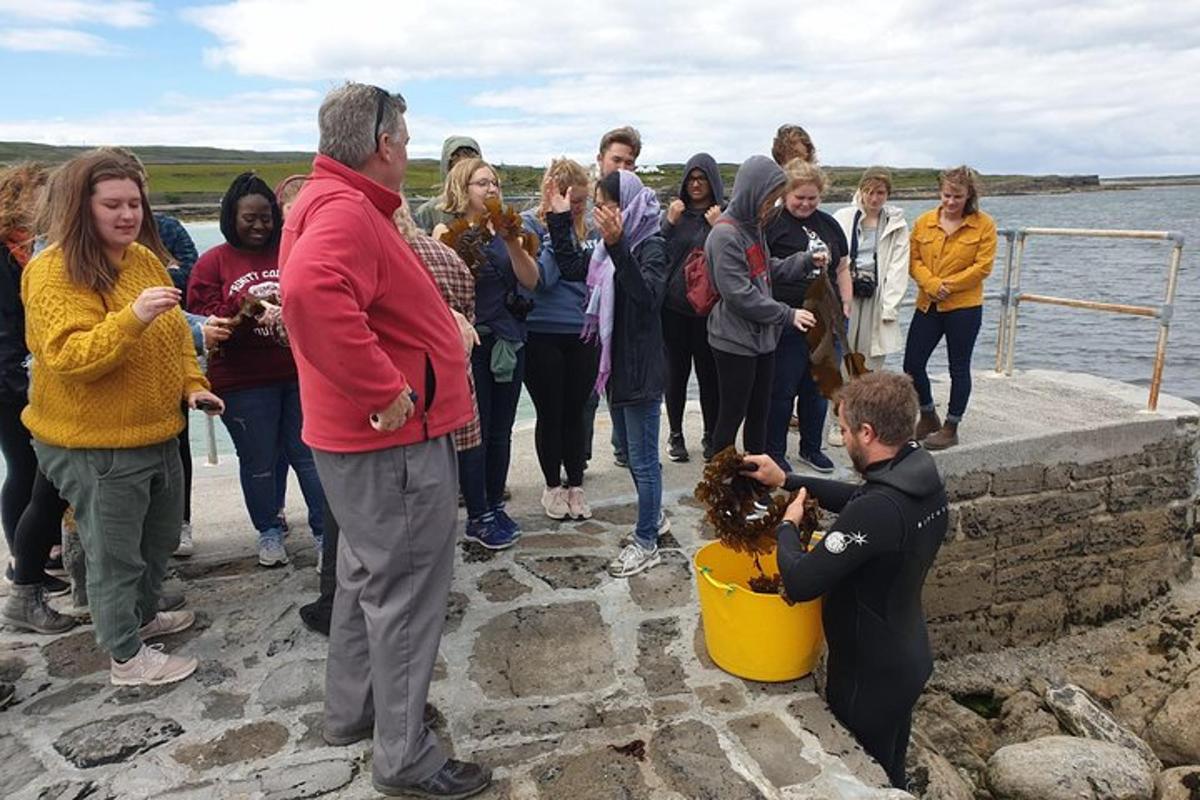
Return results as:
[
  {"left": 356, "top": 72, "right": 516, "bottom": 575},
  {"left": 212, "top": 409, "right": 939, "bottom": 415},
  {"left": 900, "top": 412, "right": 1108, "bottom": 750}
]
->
[
  {"left": 902, "top": 166, "right": 997, "bottom": 450},
  {"left": 22, "top": 151, "right": 224, "bottom": 687}
]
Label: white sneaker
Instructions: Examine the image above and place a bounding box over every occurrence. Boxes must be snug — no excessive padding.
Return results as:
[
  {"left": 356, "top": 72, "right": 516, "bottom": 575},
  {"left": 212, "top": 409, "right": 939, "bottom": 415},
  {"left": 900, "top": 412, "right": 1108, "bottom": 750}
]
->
[
  {"left": 566, "top": 487, "right": 592, "bottom": 520},
  {"left": 110, "top": 643, "right": 197, "bottom": 686},
  {"left": 827, "top": 425, "right": 845, "bottom": 447},
  {"left": 138, "top": 610, "right": 195, "bottom": 640},
  {"left": 607, "top": 543, "right": 662, "bottom": 578},
  {"left": 620, "top": 512, "right": 671, "bottom": 548},
  {"left": 258, "top": 537, "right": 289, "bottom": 568},
  {"left": 541, "top": 486, "right": 570, "bottom": 520},
  {"left": 173, "top": 522, "right": 194, "bottom": 557}
]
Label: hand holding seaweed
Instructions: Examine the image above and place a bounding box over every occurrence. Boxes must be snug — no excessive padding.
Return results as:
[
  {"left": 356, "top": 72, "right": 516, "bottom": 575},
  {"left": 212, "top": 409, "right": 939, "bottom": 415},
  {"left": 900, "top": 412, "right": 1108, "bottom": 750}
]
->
[
  {"left": 484, "top": 197, "right": 540, "bottom": 257},
  {"left": 439, "top": 217, "right": 493, "bottom": 276},
  {"left": 207, "top": 295, "right": 264, "bottom": 360},
  {"left": 693, "top": 446, "right": 790, "bottom": 556}
]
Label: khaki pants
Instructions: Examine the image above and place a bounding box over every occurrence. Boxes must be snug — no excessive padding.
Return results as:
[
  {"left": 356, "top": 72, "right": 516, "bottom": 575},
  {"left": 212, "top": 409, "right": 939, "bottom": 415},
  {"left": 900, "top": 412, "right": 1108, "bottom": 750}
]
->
[{"left": 34, "top": 439, "right": 183, "bottom": 661}]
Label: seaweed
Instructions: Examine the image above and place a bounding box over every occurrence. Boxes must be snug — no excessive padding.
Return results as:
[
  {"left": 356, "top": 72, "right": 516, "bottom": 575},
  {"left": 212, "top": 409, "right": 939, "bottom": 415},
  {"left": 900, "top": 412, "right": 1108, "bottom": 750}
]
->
[
  {"left": 207, "top": 296, "right": 265, "bottom": 360},
  {"left": 802, "top": 268, "right": 871, "bottom": 399},
  {"left": 438, "top": 198, "right": 539, "bottom": 276}
]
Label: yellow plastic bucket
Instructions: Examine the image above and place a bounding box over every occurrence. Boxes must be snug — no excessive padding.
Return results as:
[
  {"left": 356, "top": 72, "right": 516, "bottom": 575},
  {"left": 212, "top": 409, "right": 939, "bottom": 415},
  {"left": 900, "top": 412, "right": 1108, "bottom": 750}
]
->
[{"left": 694, "top": 540, "right": 825, "bottom": 682}]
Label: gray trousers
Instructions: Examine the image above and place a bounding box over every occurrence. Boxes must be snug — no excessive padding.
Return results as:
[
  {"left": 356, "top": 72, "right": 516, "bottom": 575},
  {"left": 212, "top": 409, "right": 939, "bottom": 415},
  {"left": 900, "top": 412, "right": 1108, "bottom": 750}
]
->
[
  {"left": 313, "top": 436, "right": 458, "bottom": 785},
  {"left": 34, "top": 439, "right": 183, "bottom": 661}
]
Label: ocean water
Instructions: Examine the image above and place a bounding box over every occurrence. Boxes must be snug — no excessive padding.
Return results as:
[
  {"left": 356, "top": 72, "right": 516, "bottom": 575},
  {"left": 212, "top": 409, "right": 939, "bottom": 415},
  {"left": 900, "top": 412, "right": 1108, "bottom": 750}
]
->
[{"left": 178, "top": 185, "right": 1200, "bottom": 460}]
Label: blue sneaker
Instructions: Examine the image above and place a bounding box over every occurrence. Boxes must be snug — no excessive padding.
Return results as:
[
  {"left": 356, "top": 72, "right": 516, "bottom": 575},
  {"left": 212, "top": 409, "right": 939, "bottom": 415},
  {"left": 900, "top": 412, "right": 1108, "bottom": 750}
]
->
[
  {"left": 798, "top": 449, "right": 835, "bottom": 474},
  {"left": 464, "top": 517, "right": 517, "bottom": 551},
  {"left": 491, "top": 507, "right": 522, "bottom": 538}
]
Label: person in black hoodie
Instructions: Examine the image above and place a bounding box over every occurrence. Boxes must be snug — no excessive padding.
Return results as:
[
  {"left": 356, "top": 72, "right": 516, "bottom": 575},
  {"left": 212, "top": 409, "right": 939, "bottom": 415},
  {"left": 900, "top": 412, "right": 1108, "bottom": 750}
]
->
[
  {"left": 660, "top": 153, "right": 723, "bottom": 463},
  {"left": 742, "top": 371, "right": 947, "bottom": 789}
]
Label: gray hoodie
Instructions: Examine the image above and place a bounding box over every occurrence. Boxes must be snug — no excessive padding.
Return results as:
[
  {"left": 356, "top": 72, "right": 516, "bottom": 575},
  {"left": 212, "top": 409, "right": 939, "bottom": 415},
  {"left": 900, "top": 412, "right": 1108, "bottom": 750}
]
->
[
  {"left": 414, "top": 135, "right": 482, "bottom": 233},
  {"left": 705, "top": 155, "right": 812, "bottom": 356}
]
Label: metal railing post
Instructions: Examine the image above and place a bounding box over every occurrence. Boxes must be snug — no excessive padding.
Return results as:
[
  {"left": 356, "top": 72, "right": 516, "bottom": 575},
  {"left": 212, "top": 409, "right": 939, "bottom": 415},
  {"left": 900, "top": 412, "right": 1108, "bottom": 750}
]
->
[
  {"left": 995, "top": 230, "right": 1016, "bottom": 373},
  {"left": 1147, "top": 236, "right": 1184, "bottom": 412},
  {"left": 1004, "top": 231, "right": 1027, "bottom": 377}
]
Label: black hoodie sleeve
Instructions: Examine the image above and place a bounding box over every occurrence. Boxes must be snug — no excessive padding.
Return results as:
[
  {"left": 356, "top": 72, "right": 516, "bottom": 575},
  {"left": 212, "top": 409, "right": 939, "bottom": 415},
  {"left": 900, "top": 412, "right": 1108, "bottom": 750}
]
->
[
  {"left": 611, "top": 235, "right": 667, "bottom": 310},
  {"left": 546, "top": 211, "right": 590, "bottom": 282},
  {"left": 777, "top": 492, "right": 903, "bottom": 602}
]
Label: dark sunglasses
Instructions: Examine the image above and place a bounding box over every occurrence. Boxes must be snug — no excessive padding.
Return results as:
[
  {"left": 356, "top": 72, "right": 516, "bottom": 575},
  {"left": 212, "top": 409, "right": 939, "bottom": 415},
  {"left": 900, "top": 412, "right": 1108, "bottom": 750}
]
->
[{"left": 372, "top": 85, "right": 406, "bottom": 144}]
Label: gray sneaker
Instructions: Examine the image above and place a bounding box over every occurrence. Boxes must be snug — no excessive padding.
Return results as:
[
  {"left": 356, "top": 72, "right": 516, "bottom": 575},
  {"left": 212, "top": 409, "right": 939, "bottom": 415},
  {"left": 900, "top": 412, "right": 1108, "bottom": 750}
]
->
[
  {"left": 620, "top": 512, "right": 671, "bottom": 548},
  {"left": 173, "top": 521, "right": 194, "bottom": 557},
  {"left": 258, "top": 536, "right": 289, "bottom": 568},
  {"left": 607, "top": 543, "right": 662, "bottom": 578},
  {"left": 110, "top": 643, "right": 197, "bottom": 687}
]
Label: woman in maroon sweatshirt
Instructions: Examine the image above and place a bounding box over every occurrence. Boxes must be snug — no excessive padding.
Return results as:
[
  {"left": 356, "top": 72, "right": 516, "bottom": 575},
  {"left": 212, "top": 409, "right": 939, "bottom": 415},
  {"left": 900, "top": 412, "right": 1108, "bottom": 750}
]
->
[{"left": 188, "top": 173, "right": 326, "bottom": 568}]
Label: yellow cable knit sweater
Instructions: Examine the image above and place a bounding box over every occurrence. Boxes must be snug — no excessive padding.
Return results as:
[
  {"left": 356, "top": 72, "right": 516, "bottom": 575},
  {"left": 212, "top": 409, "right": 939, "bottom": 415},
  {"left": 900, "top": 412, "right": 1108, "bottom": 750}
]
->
[{"left": 21, "top": 242, "right": 209, "bottom": 449}]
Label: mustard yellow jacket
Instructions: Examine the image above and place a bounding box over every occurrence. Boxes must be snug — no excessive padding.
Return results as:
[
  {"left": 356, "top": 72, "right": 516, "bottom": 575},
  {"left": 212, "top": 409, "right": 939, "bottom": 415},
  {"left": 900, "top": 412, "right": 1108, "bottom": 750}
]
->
[{"left": 909, "top": 208, "right": 997, "bottom": 313}]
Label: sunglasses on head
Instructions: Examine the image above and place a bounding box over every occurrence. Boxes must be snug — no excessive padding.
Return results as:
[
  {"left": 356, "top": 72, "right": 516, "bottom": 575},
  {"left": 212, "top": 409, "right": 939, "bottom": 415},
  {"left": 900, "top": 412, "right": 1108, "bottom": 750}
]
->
[{"left": 372, "top": 86, "right": 406, "bottom": 143}]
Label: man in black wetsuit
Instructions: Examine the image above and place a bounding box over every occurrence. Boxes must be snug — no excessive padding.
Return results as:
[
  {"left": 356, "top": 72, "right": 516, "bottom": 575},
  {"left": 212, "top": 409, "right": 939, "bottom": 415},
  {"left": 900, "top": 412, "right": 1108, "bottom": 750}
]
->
[{"left": 742, "top": 371, "right": 948, "bottom": 789}]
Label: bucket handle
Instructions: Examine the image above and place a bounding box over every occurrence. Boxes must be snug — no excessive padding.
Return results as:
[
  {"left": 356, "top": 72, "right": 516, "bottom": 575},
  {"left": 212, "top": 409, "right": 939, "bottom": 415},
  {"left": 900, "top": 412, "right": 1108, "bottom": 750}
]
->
[{"left": 698, "top": 564, "right": 741, "bottom": 597}]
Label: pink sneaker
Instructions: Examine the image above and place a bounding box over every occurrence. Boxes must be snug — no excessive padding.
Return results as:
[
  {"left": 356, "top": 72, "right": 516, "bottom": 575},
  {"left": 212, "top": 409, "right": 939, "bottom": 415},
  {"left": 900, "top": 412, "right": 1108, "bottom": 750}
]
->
[{"left": 110, "top": 643, "right": 197, "bottom": 686}]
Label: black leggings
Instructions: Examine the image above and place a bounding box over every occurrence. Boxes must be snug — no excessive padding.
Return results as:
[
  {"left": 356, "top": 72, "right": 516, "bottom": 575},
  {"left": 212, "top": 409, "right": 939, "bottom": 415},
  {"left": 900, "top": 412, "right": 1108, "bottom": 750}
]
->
[
  {"left": 711, "top": 350, "right": 775, "bottom": 455},
  {"left": 827, "top": 664, "right": 921, "bottom": 788},
  {"left": 12, "top": 471, "right": 68, "bottom": 584},
  {"left": 662, "top": 308, "right": 718, "bottom": 438},
  {"left": 178, "top": 408, "right": 192, "bottom": 522},
  {"left": 0, "top": 400, "right": 37, "bottom": 550},
  {"left": 523, "top": 332, "right": 598, "bottom": 487}
]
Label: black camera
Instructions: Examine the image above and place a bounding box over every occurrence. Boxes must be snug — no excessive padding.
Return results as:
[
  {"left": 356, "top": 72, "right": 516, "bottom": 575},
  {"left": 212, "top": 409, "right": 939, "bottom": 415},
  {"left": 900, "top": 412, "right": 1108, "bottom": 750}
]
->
[
  {"left": 504, "top": 290, "right": 535, "bottom": 321},
  {"left": 851, "top": 272, "right": 877, "bottom": 299}
]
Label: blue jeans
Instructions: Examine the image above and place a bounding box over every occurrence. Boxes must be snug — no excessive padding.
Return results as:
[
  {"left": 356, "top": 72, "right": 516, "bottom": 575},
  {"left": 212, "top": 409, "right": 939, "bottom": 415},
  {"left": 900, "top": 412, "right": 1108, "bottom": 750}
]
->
[
  {"left": 903, "top": 305, "right": 983, "bottom": 421},
  {"left": 766, "top": 327, "right": 827, "bottom": 469},
  {"left": 470, "top": 335, "right": 525, "bottom": 510},
  {"left": 611, "top": 399, "right": 662, "bottom": 549},
  {"left": 221, "top": 382, "right": 326, "bottom": 542}
]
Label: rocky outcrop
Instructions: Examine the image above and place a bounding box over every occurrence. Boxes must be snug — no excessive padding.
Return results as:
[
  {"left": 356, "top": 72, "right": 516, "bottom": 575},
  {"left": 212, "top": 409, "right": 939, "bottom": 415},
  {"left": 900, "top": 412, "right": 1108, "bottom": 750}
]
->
[
  {"left": 1147, "top": 669, "right": 1200, "bottom": 766},
  {"left": 986, "top": 736, "right": 1155, "bottom": 800},
  {"left": 1154, "top": 766, "right": 1200, "bottom": 800},
  {"left": 1045, "top": 683, "right": 1162, "bottom": 770}
]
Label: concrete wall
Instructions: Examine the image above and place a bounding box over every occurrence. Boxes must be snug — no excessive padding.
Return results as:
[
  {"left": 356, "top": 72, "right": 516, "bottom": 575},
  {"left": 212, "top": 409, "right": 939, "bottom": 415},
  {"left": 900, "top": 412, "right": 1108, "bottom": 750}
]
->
[{"left": 921, "top": 371, "right": 1200, "bottom": 658}]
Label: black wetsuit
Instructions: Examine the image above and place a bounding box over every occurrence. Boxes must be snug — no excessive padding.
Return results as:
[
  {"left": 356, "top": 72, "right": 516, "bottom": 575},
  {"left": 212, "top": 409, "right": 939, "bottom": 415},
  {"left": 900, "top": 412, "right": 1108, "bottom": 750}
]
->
[{"left": 776, "top": 441, "right": 948, "bottom": 788}]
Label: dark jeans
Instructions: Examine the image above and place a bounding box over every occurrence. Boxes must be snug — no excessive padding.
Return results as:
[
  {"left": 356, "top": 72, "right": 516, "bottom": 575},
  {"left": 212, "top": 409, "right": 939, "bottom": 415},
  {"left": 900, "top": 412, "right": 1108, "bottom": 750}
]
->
[
  {"left": 0, "top": 400, "right": 37, "bottom": 550},
  {"left": 467, "top": 335, "right": 525, "bottom": 513},
  {"left": 611, "top": 399, "right": 662, "bottom": 549},
  {"left": 662, "top": 308, "right": 718, "bottom": 438},
  {"left": 712, "top": 349, "right": 775, "bottom": 455},
  {"left": 177, "top": 412, "right": 191, "bottom": 523},
  {"left": 766, "top": 327, "right": 826, "bottom": 468},
  {"left": 903, "top": 305, "right": 983, "bottom": 421},
  {"left": 523, "top": 332, "right": 598, "bottom": 488},
  {"left": 221, "top": 382, "right": 325, "bottom": 541}
]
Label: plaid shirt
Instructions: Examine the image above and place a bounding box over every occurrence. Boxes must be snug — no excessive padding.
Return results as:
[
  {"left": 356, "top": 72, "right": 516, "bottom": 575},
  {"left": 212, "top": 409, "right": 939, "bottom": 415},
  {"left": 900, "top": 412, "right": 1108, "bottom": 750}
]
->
[{"left": 407, "top": 234, "right": 481, "bottom": 451}]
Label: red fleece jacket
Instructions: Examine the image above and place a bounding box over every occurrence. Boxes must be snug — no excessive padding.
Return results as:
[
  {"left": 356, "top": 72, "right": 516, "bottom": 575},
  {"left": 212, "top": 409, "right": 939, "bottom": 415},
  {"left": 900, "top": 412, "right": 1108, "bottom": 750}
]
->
[{"left": 280, "top": 155, "right": 472, "bottom": 453}]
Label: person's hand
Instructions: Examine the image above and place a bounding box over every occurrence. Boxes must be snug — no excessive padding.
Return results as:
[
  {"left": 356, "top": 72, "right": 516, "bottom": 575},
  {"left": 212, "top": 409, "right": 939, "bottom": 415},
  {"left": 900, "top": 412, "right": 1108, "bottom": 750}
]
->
[
  {"left": 256, "top": 300, "right": 283, "bottom": 326},
  {"left": 705, "top": 205, "right": 721, "bottom": 226},
  {"left": 783, "top": 487, "right": 809, "bottom": 526},
  {"left": 666, "top": 198, "right": 685, "bottom": 225},
  {"left": 935, "top": 282, "right": 951, "bottom": 300},
  {"left": 132, "top": 286, "right": 182, "bottom": 323},
  {"left": 596, "top": 205, "right": 623, "bottom": 246},
  {"left": 842, "top": 301, "right": 852, "bottom": 320},
  {"left": 792, "top": 308, "right": 816, "bottom": 332},
  {"left": 740, "top": 454, "right": 786, "bottom": 489},
  {"left": 370, "top": 388, "right": 415, "bottom": 432},
  {"left": 187, "top": 390, "right": 224, "bottom": 416},
  {"left": 451, "top": 309, "right": 480, "bottom": 355},
  {"left": 202, "top": 315, "right": 234, "bottom": 349},
  {"left": 547, "top": 183, "right": 571, "bottom": 215}
]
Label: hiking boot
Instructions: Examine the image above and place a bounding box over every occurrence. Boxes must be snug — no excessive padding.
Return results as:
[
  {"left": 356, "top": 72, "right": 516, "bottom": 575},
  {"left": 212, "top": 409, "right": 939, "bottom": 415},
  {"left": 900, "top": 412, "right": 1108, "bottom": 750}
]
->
[
  {"left": 915, "top": 409, "right": 941, "bottom": 441},
  {"left": 138, "top": 610, "right": 195, "bottom": 640},
  {"left": 374, "top": 758, "right": 492, "bottom": 799},
  {"left": 173, "top": 521, "right": 194, "bottom": 557},
  {"left": 158, "top": 592, "right": 186, "bottom": 612},
  {"left": 701, "top": 433, "right": 715, "bottom": 462},
  {"left": 258, "top": 534, "right": 289, "bottom": 568},
  {"left": 0, "top": 583, "right": 77, "bottom": 634},
  {"left": 799, "top": 449, "right": 835, "bottom": 474},
  {"left": 110, "top": 643, "right": 197, "bottom": 687},
  {"left": 463, "top": 517, "right": 517, "bottom": 551},
  {"left": 923, "top": 422, "right": 959, "bottom": 451},
  {"left": 667, "top": 432, "right": 689, "bottom": 463},
  {"left": 540, "top": 486, "right": 569, "bottom": 520},
  {"left": 566, "top": 487, "right": 592, "bottom": 520},
  {"left": 607, "top": 543, "right": 662, "bottom": 578}
]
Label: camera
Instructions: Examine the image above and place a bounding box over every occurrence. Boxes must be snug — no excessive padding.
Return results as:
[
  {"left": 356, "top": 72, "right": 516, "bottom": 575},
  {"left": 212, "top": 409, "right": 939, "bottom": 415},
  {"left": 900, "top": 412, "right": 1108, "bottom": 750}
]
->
[
  {"left": 504, "top": 290, "right": 535, "bottom": 322},
  {"left": 851, "top": 271, "right": 877, "bottom": 299}
]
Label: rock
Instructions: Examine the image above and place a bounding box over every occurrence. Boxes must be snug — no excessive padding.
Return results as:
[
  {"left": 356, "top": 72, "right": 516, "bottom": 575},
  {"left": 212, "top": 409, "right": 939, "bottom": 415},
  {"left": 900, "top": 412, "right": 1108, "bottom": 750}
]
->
[
  {"left": 1148, "top": 669, "right": 1200, "bottom": 765},
  {"left": 470, "top": 602, "right": 615, "bottom": 699},
  {"left": 696, "top": 682, "right": 748, "bottom": 713},
  {"left": 477, "top": 570, "right": 532, "bottom": 602},
  {"left": 729, "top": 713, "right": 820, "bottom": 787},
  {"left": 201, "top": 690, "right": 248, "bottom": 721},
  {"left": 461, "top": 540, "right": 499, "bottom": 563},
  {"left": 258, "top": 658, "right": 324, "bottom": 710},
  {"left": 995, "top": 689, "right": 1061, "bottom": 746},
  {"left": 53, "top": 712, "right": 183, "bottom": 768},
  {"left": 42, "top": 630, "right": 109, "bottom": 678},
  {"left": 650, "top": 719, "right": 765, "bottom": 799},
  {"left": 21, "top": 682, "right": 105, "bottom": 716},
  {"left": 192, "top": 660, "right": 236, "bottom": 688},
  {"left": 517, "top": 533, "right": 603, "bottom": 550},
  {"left": 470, "top": 700, "right": 597, "bottom": 738},
  {"left": 1045, "top": 683, "right": 1162, "bottom": 770},
  {"left": 628, "top": 550, "right": 692, "bottom": 611},
  {"left": 906, "top": 741, "right": 975, "bottom": 800},
  {"left": 636, "top": 617, "right": 687, "bottom": 696},
  {"left": 0, "top": 654, "right": 28, "bottom": 682},
  {"left": 516, "top": 555, "right": 610, "bottom": 590},
  {"left": 787, "top": 695, "right": 890, "bottom": 788},
  {"left": 445, "top": 591, "right": 469, "bottom": 633},
  {"left": 224, "top": 758, "right": 357, "bottom": 799},
  {"left": 107, "top": 681, "right": 185, "bottom": 705},
  {"left": 590, "top": 503, "right": 639, "bottom": 526},
  {"left": 475, "top": 739, "right": 560, "bottom": 769},
  {"left": 1154, "top": 766, "right": 1200, "bottom": 800},
  {"left": 173, "top": 721, "right": 290, "bottom": 770},
  {"left": 913, "top": 692, "right": 997, "bottom": 784},
  {"left": 987, "top": 736, "right": 1155, "bottom": 800},
  {"left": 0, "top": 734, "right": 43, "bottom": 796},
  {"left": 37, "top": 781, "right": 101, "bottom": 800},
  {"left": 534, "top": 746, "right": 650, "bottom": 798}
]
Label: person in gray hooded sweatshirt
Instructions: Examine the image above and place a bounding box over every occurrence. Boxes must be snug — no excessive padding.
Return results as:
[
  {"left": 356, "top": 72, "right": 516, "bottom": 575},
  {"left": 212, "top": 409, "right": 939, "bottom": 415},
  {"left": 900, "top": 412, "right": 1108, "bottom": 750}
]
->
[
  {"left": 413, "top": 135, "right": 481, "bottom": 233},
  {"left": 706, "top": 155, "right": 818, "bottom": 461}
]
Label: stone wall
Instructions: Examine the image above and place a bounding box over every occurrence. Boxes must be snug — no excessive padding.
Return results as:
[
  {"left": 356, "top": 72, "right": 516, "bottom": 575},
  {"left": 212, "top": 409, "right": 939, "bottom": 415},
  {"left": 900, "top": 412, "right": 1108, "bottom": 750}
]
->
[{"left": 924, "top": 411, "right": 1199, "bottom": 658}]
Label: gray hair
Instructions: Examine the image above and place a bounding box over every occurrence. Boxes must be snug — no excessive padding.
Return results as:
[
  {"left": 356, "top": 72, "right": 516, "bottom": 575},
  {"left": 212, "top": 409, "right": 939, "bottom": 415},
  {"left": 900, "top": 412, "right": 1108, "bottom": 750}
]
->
[{"left": 318, "top": 82, "right": 407, "bottom": 169}]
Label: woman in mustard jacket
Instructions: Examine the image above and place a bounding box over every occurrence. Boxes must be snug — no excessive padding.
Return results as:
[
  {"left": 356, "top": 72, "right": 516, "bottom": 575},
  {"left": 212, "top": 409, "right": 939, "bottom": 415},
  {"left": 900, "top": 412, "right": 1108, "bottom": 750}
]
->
[{"left": 902, "top": 166, "right": 997, "bottom": 450}]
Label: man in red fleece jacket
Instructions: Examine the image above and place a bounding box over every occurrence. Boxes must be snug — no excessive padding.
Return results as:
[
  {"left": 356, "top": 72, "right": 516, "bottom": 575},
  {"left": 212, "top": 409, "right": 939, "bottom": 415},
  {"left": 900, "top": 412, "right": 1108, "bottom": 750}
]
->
[{"left": 280, "top": 82, "right": 489, "bottom": 800}]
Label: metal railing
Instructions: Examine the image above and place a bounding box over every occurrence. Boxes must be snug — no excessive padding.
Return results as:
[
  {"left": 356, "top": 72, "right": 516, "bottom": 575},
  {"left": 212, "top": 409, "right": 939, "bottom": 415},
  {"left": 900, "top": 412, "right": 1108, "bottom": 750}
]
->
[{"left": 993, "top": 227, "right": 1185, "bottom": 411}]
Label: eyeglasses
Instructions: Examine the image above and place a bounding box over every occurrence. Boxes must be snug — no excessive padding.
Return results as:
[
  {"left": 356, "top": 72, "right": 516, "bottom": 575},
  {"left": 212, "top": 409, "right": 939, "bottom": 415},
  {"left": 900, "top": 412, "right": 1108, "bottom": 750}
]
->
[
  {"left": 686, "top": 174, "right": 709, "bottom": 184},
  {"left": 371, "top": 85, "right": 406, "bottom": 144},
  {"left": 469, "top": 178, "right": 501, "bottom": 189}
]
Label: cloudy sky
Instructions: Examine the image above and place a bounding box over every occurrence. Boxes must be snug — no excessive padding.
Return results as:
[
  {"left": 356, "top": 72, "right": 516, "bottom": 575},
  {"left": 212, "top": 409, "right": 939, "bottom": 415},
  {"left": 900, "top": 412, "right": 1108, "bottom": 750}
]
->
[{"left": 1, "top": 0, "right": 1197, "bottom": 176}]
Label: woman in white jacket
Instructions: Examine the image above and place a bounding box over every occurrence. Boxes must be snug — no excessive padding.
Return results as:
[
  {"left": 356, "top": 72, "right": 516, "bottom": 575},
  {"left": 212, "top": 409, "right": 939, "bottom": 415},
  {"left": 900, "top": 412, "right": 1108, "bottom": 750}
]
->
[{"left": 830, "top": 168, "right": 910, "bottom": 445}]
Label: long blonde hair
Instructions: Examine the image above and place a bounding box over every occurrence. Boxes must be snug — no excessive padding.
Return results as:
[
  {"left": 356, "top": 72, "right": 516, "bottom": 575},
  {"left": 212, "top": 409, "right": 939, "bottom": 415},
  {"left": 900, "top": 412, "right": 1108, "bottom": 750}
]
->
[
  {"left": 438, "top": 157, "right": 497, "bottom": 216},
  {"left": 0, "top": 162, "right": 48, "bottom": 246},
  {"left": 536, "top": 158, "right": 589, "bottom": 241}
]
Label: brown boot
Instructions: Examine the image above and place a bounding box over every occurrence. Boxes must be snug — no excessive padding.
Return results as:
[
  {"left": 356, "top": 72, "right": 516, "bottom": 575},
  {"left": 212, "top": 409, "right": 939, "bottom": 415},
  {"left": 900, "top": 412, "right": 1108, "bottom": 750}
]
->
[
  {"left": 914, "top": 409, "right": 941, "bottom": 441},
  {"left": 923, "top": 422, "right": 959, "bottom": 450}
]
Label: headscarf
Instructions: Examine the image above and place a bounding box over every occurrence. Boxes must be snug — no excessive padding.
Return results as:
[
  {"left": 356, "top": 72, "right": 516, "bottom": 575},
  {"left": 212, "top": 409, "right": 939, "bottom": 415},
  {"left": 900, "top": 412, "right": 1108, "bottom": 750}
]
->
[{"left": 582, "top": 170, "right": 661, "bottom": 393}]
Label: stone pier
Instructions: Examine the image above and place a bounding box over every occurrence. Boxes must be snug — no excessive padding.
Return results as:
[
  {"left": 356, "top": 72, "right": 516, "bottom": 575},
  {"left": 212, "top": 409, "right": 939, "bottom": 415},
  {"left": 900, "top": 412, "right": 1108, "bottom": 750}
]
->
[{"left": 1, "top": 369, "right": 1196, "bottom": 799}]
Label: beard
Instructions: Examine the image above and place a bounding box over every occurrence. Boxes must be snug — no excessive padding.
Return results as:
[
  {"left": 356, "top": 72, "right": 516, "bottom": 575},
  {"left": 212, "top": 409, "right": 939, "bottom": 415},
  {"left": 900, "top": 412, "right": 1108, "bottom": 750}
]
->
[{"left": 846, "top": 436, "right": 870, "bottom": 474}]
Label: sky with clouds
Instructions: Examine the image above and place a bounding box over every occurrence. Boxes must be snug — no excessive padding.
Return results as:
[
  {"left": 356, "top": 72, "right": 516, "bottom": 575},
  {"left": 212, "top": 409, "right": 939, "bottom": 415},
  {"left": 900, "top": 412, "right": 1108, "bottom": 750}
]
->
[{"left": 1, "top": 0, "right": 1197, "bottom": 176}]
